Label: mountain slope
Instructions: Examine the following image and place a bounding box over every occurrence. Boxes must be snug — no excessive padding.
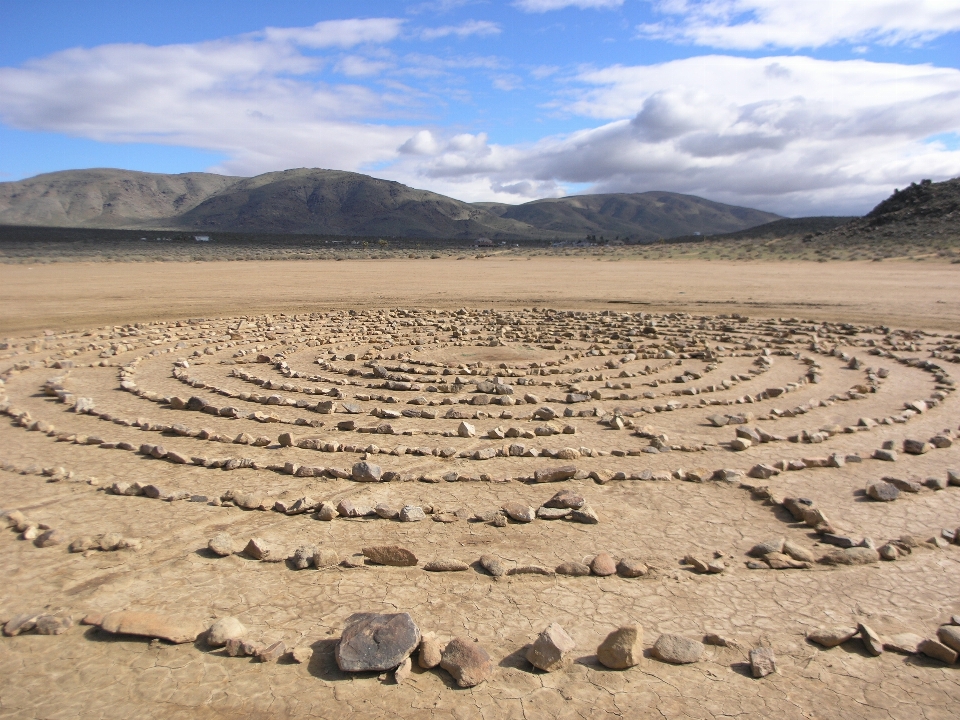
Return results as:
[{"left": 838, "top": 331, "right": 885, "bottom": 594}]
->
[
  {"left": 0, "top": 167, "right": 783, "bottom": 240},
  {"left": 0, "top": 169, "right": 241, "bottom": 228},
  {"left": 818, "top": 177, "right": 960, "bottom": 246},
  {"left": 496, "top": 192, "right": 780, "bottom": 241},
  {"left": 171, "top": 168, "right": 540, "bottom": 238}
]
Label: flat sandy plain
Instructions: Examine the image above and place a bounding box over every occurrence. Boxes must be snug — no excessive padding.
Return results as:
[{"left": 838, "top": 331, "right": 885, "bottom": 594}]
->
[{"left": 1, "top": 257, "right": 960, "bottom": 720}]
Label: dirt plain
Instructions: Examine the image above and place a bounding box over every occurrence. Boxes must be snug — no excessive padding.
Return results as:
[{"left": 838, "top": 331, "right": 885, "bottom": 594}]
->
[{"left": 1, "top": 257, "right": 960, "bottom": 720}]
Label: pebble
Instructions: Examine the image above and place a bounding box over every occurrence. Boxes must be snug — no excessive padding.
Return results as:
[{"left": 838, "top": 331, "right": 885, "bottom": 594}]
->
[
  {"left": 424, "top": 558, "right": 469, "bottom": 572},
  {"left": 399, "top": 505, "right": 426, "bottom": 522},
  {"left": 617, "top": 558, "right": 648, "bottom": 577},
  {"left": 858, "top": 623, "right": 884, "bottom": 656}
]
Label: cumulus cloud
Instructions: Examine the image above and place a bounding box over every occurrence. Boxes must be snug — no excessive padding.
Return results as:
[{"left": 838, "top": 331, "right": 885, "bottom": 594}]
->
[
  {"left": 420, "top": 20, "right": 501, "bottom": 40},
  {"left": 0, "top": 20, "right": 415, "bottom": 176},
  {"left": 2, "top": 17, "right": 959, "bottom": 214},
  {"left": 639, "top": 0, "right": 960, "bottom": 49},
  {"left": 389, "top": 55, "right": 960, "bottom": 213},
  {"left": 515, "top": 0, "right": 623, "bottom": 12}
]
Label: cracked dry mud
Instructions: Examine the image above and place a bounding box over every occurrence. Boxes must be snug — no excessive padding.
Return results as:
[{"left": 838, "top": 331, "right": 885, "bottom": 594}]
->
[{"left": 2, "top": 305, "right": 960, "bottom": 720}]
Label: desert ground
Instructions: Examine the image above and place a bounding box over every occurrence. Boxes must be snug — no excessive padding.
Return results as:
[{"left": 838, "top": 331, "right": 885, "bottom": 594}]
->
[{"left": 1, "top": 257, "right": 960, "bottom": 720}]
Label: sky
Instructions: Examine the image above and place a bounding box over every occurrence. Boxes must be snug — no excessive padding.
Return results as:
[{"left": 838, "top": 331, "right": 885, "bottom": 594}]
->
[{"left": 1, "top": 0, "right": 960, "bottom": 216}]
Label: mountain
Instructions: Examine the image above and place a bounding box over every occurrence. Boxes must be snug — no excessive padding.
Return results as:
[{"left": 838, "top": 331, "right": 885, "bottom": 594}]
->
[
  {"left": 0, "top": 169, "right": 241, "bottom": 228},
  {"left": 0, "top": 167, "right": 782, "bottom": 240},
  {"left": 492, "top": 192, "right": 780, "bottom": 240}
]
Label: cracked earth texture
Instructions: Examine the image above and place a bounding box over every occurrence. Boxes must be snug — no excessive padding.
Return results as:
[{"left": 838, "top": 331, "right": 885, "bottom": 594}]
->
[{"left": 1, "top": 263, "right": 959, "bottom": 719}]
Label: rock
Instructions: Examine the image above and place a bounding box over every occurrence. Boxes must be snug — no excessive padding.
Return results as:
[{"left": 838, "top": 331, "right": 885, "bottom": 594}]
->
[
  {"left": 292, "top": 646, "right": 314, "bottom": 664},
  {"left": 244, "top": 537, "right": 281, "bottom": 562},
  {"left": 526, "top": 623, "right": 576, "bottom": 672},
  {"left": 748, "top": 539, "right": 785, "bottom": 557},
  {"left": 858, "top": 623, "right": 884, "bottom": 656},
  {"left": 35, "top": 614, "right": 73, "bottom": 635},
  {"left": 424, "top": 558, "right": 470, "bottom": 572},
  {"left": 336, "top": 612, "right": 421, "bottom": 672},
  {"left": 337, "top": 500, "right": 375, "bottom": 518},
  {"left": 440, "top": 637, "right": 492, "bottom": 687},
  {"left": 69, "top": 536, "right": 98, "bottom": 553},
  {"left": 479, "top": 554, "right": 506, "bottom": 577},
  {"left": 457, "top": 421, "right": 476, "bottom": 438},
  {"left": 544, "top": 489, "right": 585, "bottom": 509},
  {"left": 208, "top": 533, "right": 235, "bottom": 557},
  {"left": 374, "top": 503, "right": 399, "bottom": 520},
  {"left": 316, "top": 502, "right": 339, "bottom": 521},
  {"left": 313, "top": 548, "right": 339, "bottom": 568},
  {"left": 501, "top": 502, "right": 536, "bottom": 523},
  {"left": 394, "top": 655, "right": 413, "bottom": 684},
  {"left": 748, "top": 464, "right": 779, "bottom": 479},
  {"left": 764, "top": 552, "right": 810, "bottom": 570},
  {"left": 590, "top": 552, "right": 617, "bottom": 576},
  {"left": 872, "top": 449, "right": 897, "bottom": 462},
  {"left": 879, "top": 543, "right": 900, "bottom": 560},
  {"left": 884, "top": 633, "right": 924, "bottom": 654},
  {"left": 362, "top": 545, "right": 418, "bottom": 566},
  {"left": 807, "top": 626, "right": 858, "bottom": 647},
  {"left": 919, "top": 638, "right": 958, "bottom": 664},
  {"left": 352, "top": 461, "right": 383, "bottom": 482},
  {"left": 537, "top": 506, "right": 571, "bottom": 520},
  {"left": 819, "top": 547, "right": 880, "bottom": 565},
  {"left": 596, "top": 625, "right": 643, "bottom": 669},
  {"left": 617, "top": 558, "right": 648, "bottom": 577},
  {"left": 99, "top": 532, "right": 124, "bottom": 551},
  {"left": 34, "top": 529, "right": 66, "bottom": 548},
  {"left": 570, "top": 505, "right": 599, "bottom": 524},
  {"left": 534, "top": 465, "right": 577, "bottom": 483},
  {"left": 867, "top": 481, "right": 899, "bottom": 502},
  {"left": 556, "top": 561, "right": 591, "bottom": 576},
  {"left": 418, "top": 632, "right": 444, "bottom": 669},
  {"left": 903, "top": 438, "right": 931, "bottom": 455},
  {"left": 652, "top": 634, "right": 704, "bottom": 664},
  {"left": 782, "top": 540, "right": 814, "bottom": 563},
  {"left": 258, "top": 640, "right": 286, "bottom": 663},
  {"left": 207, "top": 617, "right": 246, "bottom": 647},
  {"left": 507, "top": 565, "right": 554, "bottom": 576},
  {"left": 3, "top": 613, "right": 39, "bottom": 636},
  {"left": 233, "top": 492, "right": 264, "bottom": 510},
  {"left": 937, "top": 625, "right": 960, "bottom": 653},
  {"left": 749, "top": 647, "right": 776, "bottom": 677},
  {"left": 291, "top": 545, "right": 317, "bottom": 570},
  {"left": 99, "top": 611, "right": 204, "bottom": 644},
  {"left": 399, "top": 505, "right": 426, "bottom": 522}
]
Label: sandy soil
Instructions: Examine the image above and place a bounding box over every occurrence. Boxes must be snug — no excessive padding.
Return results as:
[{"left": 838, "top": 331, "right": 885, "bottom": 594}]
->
[
  {"left": 1, "top": 258, "right": 958, "bottom": 336},
  {"left": 1, "top": 263, "right": 960, "bottom": 720}
]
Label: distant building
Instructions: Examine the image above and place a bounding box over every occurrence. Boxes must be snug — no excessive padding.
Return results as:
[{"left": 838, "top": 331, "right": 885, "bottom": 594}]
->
[
  {"left": 194, "top": 235, "right": 211, "bottom": 242},
  {"left": 476, "top": 237, "right": 494, "bottom": 248}
]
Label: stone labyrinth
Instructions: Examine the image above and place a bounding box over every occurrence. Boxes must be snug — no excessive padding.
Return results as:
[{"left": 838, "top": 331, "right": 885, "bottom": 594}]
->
[{"left": 2, "top": 307, "right": 960, "bottom": 718}]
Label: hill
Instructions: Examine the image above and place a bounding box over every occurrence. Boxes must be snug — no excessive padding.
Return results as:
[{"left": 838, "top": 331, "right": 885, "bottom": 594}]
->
[
  {"left": 818, "top": 177, "right": 960, "bottom": 245},
  {"left": 0, "top": 167, "right": 782, "bottom": 240},
  {"left": 0, "top": 169, "right": 241, "bottom": 228}
]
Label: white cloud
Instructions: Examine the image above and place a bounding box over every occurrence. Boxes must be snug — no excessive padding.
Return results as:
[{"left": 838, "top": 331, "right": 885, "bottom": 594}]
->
[
  {"left": 420, "top": 20, "right": 502, "bottom": 40},
  {"left": 0, "top": 23, "right": 414, "bottom": 177},
  {"left": 639, "top": 0, "right": 960, "bottom": 49},
  {"left": 388, "top": 55, "right": 960, "bottom": 213},
  {"left": 263, "top": 18, "right": 404, "bottom": 48},
  {"left": 515, "top": 0, "right": 623, "bottom": 12}
]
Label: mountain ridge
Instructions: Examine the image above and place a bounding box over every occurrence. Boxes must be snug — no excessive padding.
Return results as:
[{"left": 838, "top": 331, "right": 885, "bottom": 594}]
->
[{"left": 0, "top": 167, "right": 782, "bottom": 240}]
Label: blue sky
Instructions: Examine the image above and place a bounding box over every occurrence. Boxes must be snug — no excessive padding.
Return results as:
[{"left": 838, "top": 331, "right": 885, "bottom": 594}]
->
[{"left": 1, "top": 0, "right": 960, "bottom": 215}]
